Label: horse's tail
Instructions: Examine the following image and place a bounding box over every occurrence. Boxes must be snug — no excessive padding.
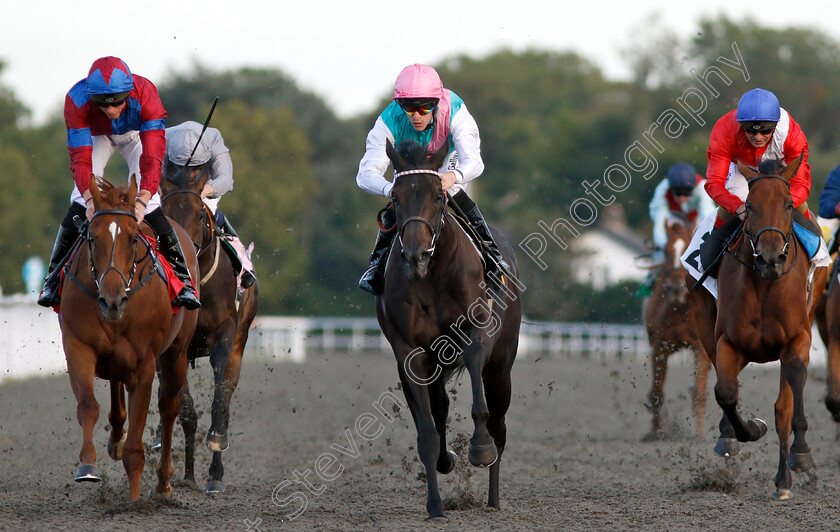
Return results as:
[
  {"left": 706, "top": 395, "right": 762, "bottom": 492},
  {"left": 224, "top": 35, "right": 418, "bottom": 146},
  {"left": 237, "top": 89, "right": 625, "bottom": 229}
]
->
[{"left": 444, "top": 360, "right": 467, "bottom": 383}]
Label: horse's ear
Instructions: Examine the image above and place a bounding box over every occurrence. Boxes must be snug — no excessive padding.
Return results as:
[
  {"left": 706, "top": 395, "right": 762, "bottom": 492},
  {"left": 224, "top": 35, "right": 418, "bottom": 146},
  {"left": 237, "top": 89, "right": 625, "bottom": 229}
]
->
[
  {"left": 386, "top": 139, "right": 406, "bottom": 171},
  {"left": 427, "top": 139, "right": 450, "bottom": 170},
  {"left": 737, "top": 161, "right": 759, "bottom": 180},
  {"left": 89, "top": 174, "right": 102, "bottom": 206},
  {"left": 780, "top": 151, "right": 805, "bottom": 181},
  {"left": 127, "top": 174, "right": 138, "bottom": 204}
]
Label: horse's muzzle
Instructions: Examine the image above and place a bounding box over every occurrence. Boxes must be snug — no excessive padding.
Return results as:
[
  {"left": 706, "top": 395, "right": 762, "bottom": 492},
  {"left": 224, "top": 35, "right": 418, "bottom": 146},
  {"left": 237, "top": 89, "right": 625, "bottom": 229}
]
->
[
  {"left": 754, "top": 251, "right": 786, "bottom": 281},
  {"left": 98, "top": 294, "right": 128, "bottom": 321},
  {"left": 401, "top": 250, "right": 431, "bottom": 281}
]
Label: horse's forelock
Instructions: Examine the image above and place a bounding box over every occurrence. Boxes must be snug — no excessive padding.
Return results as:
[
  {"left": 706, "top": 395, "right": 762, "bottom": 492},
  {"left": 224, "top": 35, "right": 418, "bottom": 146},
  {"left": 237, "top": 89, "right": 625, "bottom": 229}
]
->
[
  {"left": 757, "top": 158, "right": 784, "bottom": 177},
  {"left": 396, "top": 140, "right": 431, "bottom": 168}
]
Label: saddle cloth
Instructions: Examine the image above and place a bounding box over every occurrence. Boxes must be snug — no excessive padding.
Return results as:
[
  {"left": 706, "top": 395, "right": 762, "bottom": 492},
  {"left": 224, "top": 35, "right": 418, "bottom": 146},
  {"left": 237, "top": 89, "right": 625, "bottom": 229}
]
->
[{"left": 681, "top": 210, "right": 830, "bottom": 299}]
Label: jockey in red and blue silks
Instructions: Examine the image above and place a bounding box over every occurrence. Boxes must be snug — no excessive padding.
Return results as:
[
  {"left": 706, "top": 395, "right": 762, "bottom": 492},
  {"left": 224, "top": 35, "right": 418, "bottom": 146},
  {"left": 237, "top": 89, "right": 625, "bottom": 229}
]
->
[
  {"left": 38, "top": 56, "right": 200, "bottom": 310},
  {"left": 356, "top": 63, "right": 508, "bottom": 295},
  {"left": 705, "top": 88, "right": 812, "bottom": 226}
]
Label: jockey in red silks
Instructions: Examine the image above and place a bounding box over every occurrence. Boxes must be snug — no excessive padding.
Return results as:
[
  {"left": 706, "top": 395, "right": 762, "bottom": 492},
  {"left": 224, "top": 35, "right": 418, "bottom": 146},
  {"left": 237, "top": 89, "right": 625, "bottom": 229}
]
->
[
  {"left": 355, "top": 63, "right": 509, "bottom": 295},
  {"left": 706, "top": 88, "right": 812, "bottom": 227},
  {"left": 37, "top": 56, "right": 200, "bottom": 310}
]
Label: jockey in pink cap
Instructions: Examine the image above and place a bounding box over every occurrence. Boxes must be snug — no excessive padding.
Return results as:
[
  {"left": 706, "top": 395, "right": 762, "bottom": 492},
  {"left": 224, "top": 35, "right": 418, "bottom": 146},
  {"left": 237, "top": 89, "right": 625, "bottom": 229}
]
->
[
  {"left": 37, "top": 56, "right": 200, "bottom": 310},
  {"left": 356, "top": 63, "right": 509, "bottom": 295}
]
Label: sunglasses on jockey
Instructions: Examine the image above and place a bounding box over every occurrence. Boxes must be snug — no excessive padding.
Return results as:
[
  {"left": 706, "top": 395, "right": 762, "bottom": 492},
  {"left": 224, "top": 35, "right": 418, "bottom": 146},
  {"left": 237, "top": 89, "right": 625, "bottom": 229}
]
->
[
  {"left": 740, "top": 120, "right": 777, "bottom": 135},
  {"left": 397, "top": 99, "right": 438, "bottom": 117}
]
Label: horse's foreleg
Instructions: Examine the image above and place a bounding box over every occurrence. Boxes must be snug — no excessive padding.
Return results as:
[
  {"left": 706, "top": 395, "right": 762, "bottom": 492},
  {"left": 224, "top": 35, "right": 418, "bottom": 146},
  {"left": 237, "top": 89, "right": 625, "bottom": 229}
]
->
[
  {"left": 714, "top": 340, "right": 766, "bottom": 444},
  {"left": 207, "top": 326, "right": 236, "bottom": 453},
  {"left": 463, "top": 342, "right": 496, "bottom": 468},
  {"left": 65, "top": 343, "right": 101, "bottom": 482},
  {"left": 774, "top": 369, "right": 794, "bottom": 498},
  {"left": 179, "top": 377, "right": 198, "bottom": 485},
  {"left": 644, "top": 344, "right": 669, "bottom": 440},
  {"left": 107, "top": 381, "right": 127, "bottom": 460},
  {"left": 397, "top": 349, "right": 446, "bottom": 520},
  {"left": 428, "top": 377, "right": 455, "bottom": 475},
  {"left": 783, "top": 337, "right": 813, "bottom": 474},
  {"left": 154, "top": 345, "right": 189, "bottom": 498},
  {"left": 692, "top": 347, "right": 712, "bottom": 439},
  {"left": 123, "top": 354, "right": 156, "bottom": 500}
]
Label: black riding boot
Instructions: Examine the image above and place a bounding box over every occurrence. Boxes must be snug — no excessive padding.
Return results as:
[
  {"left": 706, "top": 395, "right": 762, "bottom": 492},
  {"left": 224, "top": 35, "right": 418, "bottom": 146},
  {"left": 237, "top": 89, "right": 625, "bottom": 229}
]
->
[
  {"left": 451, "top": 191, "right": 510, "bottom": 277},
  {"left": 359, "top": 204, "right": 396, "bottom": 295},
  {"left": 37, "top": 204, "right": 85, "bottom": 307},
  {"left": 216, "top": 211, "right": 256, "bottom": 289},
  {"left": 145, "top": 209, "right": 201, "bottom": 310}
]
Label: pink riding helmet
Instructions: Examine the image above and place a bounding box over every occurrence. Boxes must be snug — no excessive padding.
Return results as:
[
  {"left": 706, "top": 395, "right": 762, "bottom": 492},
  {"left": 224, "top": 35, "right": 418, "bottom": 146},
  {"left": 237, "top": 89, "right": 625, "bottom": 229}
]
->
[{"left": 393, "top": 64, "right": 444, "bottom": 100}]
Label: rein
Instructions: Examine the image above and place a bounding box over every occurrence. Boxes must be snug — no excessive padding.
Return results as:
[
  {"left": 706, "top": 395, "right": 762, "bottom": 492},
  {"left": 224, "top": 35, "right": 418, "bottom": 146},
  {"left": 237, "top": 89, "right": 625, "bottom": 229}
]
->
[
  {"left": 162, "top": 187, "right": 222, "bottom": 284},
  {"left": 393, "top": 169, "right": 447, "bottom": 256}
]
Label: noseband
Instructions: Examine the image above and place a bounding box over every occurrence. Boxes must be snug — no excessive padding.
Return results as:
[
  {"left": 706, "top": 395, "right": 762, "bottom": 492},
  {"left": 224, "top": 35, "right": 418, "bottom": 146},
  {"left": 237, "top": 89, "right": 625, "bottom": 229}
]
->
[
  {"left": 742, "top": 174, "right": 796, "bottom": 274},
  {"left": 393, "top": 169, "right": 447, "bottom": 256}
]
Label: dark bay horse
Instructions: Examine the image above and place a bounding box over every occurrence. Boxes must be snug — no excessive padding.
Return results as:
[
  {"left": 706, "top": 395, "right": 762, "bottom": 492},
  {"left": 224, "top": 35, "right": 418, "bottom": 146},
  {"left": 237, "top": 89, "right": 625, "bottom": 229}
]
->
[
  {"left": 377, "top": 140, "right": 522, "bottom": 520},
  {"left": 815, "top": 260, "right": 840, "bottom": 423},
  {"left": 644, "top": 214, "right": 710, "bottom": 440},
  {"left": 159, "top": 164, "right": 259, "bottom": 494},
  {"left": 691, "top": 155, "right": 828, "bottom": 499},
  {"left": 60, "top": 176, "right": 198, "bottom": 499}
]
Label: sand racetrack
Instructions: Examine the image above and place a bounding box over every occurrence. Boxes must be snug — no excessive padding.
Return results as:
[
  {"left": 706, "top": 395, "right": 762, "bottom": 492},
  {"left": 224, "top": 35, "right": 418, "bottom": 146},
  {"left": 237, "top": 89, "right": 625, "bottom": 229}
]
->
[{"left": 3, "top": 347, "right": 840, "bottom": 531}]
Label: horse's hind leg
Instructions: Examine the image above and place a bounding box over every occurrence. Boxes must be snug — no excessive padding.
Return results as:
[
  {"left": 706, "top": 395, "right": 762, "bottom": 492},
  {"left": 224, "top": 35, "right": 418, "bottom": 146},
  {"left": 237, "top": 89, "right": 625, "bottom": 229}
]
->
[
  {"left": 644, "top": 344, "right": 669, "bottom": 440},
  {"left": 825, "top": 337, "right": 840, "bottom": 422},
  {"left": 428, "top": 376, "right": 456, "bottom": 475},
  {"left": 692, "top": 347, "right": 712, "bottom": 439},
  {"left": 154, "top": 346, "right": 189, "bottom": 498},
  {"left": 483, "top": 354, "right": 514, "bottom": 509},
  {"left": 66, "top": 344, "right": 101, "bottom": 482},
  {"left": 107, "top": 381, "right": 127, "bottom": 460}
]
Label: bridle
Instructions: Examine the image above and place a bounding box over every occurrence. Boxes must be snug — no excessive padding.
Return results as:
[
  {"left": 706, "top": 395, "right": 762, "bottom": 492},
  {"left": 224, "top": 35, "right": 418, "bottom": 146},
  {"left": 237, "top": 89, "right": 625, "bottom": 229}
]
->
[
  {"left": 739, "top": 174, "right": 796, "bottom": 274},
  {"left": 161, "top": 188, "right": 213, "bottom": 257},
  {"left": 392, "top": 169, "right": 448, "bottom": 257},
  {"left": 65, "top": 208, "right": 158, "bottom": 298}
]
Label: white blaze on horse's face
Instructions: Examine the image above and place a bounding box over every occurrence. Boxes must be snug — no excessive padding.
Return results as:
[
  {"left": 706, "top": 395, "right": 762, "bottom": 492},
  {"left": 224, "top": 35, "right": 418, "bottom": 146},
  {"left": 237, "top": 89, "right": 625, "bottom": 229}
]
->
[
  {"left": 109, "top": 221, "right": 119, "bottom": 244},
  {"left": 672, "top": 238, "right": 686, "bottom": 268}
]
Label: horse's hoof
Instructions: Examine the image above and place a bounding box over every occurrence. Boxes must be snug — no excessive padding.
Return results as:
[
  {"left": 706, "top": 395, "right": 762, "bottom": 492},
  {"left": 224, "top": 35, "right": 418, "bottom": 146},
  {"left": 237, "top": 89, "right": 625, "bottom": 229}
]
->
[
  {"left": 151, "top": 436, "right": 162, "bottom": 452},
  {"left": 108, "top": 432, "right": 127, "bottom": 460},
  {"left": 468, "top": 442, "right": 498, "bottom": 468},
  {"left": 426, "top": 514, "right": 449, "bottom": 523},
  {"left": 641, "top": 430, "right": 666, "bottom": 442},
  {"left": 148, "top": 485, "right": 172, "bottom": 499},
  {"left": 74, "top": 464, "right": 101, "bottom": 483},
  {"left": 773, "top": 489, "right": 792, "bottom": 500},
  {"left": 748, "top": 418, "right": 768, "bottom": 441},
  {"left": 437, "top": 450, "right": 457, "bottom": 474},
  {"left": 206, "top": 431, "right": 229, "bottom": 452},
  {"left": 205, "top": 480, "right": 226, "bottom": 494},
  {"left": 714, "top": 437, "right": 741, "bottom": 457},
  {"left": 787, "top": 451, "right": 815, "bottom": 472}
]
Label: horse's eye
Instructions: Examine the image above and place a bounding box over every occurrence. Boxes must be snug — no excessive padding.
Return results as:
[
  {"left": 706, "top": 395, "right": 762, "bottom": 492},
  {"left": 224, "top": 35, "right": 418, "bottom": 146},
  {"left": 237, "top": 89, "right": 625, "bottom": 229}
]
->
[
  {"left": 745, "top": 201, "right": 753, "bottom": 212},
  {"left": 436, "top": 193, "right": 444, "bottom": 202}
]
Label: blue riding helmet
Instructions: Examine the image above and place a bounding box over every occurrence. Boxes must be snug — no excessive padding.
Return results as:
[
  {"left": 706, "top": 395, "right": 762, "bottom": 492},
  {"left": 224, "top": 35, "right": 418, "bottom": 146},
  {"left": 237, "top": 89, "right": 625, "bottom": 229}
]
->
[
  {"left": 86, "top": 56, "right": 134, "bottom": 96},
  {"left": 736, "top": 88, "right": 780, "bottom": 123},
  {"left": 667, "top": 162, "right": 697, "bottom": 191}
]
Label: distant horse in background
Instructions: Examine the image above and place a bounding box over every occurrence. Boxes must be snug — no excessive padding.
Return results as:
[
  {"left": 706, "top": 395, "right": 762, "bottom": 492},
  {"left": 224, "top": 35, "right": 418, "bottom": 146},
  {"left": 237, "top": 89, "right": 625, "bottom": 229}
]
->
[
  {"left": 644, "top": 214, "right": 710, "bottom": 440},
  {"left": 691, "top": 155, "right": 828, "bottom": 499},
  {"left": 60, "top": 176, "right": 198, "bottom": 499},
  {"left": 814, "top": 255, "right": 840, "bottom": 423},
  {"left": 159, "top": 163, "right": 259, "bottom": 494},
  {"left": 377, "top": 139, "right": 522, "bottom": 521}
]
